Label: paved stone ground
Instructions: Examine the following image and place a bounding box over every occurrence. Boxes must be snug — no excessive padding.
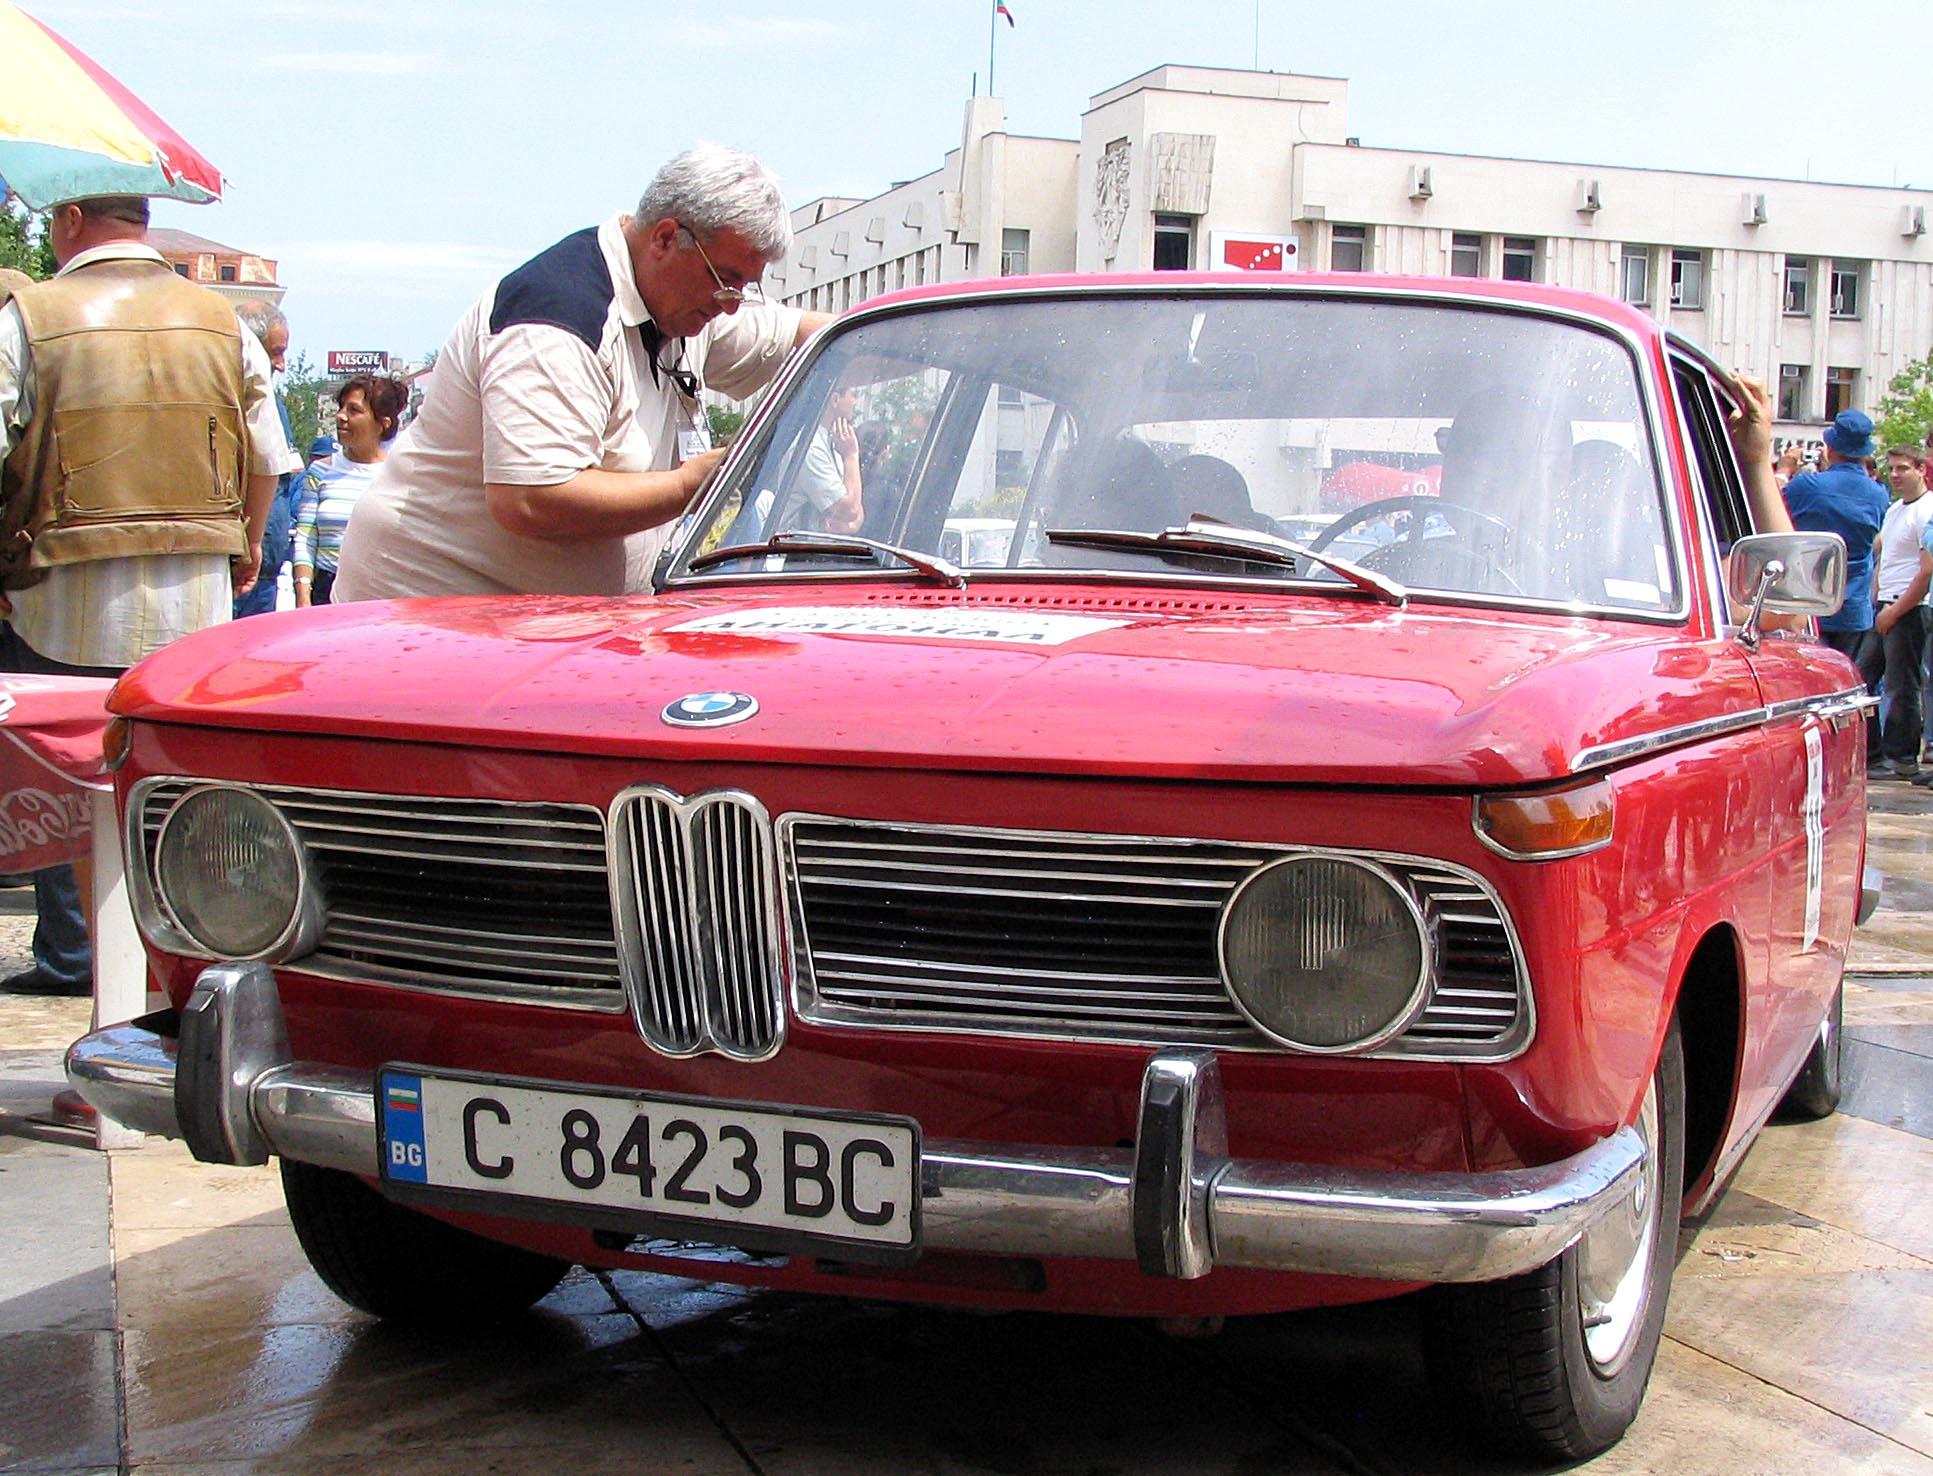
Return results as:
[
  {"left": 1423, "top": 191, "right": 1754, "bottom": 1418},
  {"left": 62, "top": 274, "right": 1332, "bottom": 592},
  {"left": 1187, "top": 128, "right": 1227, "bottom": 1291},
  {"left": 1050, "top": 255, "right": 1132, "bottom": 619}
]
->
[{"left": 3, "top": 798, "right": 1930, "bottom": 1475}]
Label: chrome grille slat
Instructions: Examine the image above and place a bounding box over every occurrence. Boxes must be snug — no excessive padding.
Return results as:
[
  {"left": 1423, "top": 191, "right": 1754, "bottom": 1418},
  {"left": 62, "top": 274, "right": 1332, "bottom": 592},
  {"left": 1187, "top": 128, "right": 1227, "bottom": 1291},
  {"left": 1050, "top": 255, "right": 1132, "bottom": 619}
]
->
[
  {"left": 323, "top": 923, "right": 617, "bottom": 973},
  {"left": 815, "top": 968, "right": 1228, "bottom": 1005},
  {"left": 788, "top": 818, "right": 1530, "bottom": 1059},
  {"left": 800, "top": 874, "right": 1224, "bottom": 907},
  {"left": 327, "top": 910, "right": 617, "bottom": 956},
  {"left": 299, "top": 837, "right": 605, "bottom": 872}
]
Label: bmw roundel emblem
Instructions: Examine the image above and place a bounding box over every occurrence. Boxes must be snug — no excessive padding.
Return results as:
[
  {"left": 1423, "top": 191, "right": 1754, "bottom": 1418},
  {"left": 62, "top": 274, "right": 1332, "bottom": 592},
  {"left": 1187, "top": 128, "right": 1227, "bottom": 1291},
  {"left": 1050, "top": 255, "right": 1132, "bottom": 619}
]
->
[{"left": 662, "top": 691, "right": 759, "bottom": 728}]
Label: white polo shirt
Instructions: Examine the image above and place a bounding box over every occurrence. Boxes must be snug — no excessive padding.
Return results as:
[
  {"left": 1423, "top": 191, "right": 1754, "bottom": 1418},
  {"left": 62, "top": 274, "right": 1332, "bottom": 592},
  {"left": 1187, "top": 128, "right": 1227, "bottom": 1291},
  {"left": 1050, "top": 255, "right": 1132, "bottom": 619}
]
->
[{"left": 334, "top": 214, "right": 802, "bottom": 600}]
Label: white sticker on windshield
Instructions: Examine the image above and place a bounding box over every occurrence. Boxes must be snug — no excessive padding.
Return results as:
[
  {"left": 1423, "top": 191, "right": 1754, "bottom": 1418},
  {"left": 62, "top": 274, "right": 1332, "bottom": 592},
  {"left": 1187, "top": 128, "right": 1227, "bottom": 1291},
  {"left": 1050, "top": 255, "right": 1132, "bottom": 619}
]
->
[{"left": 668, "top": 607, "right": 1129, "bottom": 646}]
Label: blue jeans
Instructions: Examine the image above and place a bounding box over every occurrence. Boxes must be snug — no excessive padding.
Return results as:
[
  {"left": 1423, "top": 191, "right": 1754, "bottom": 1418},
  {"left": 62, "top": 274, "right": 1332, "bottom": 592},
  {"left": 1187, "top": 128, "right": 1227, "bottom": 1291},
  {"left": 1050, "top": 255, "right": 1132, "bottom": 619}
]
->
[
  {"left": 0, "top": 624, "right": 119, "bottom": 986},
  {"left": 234, "top": 484, "right": 295, "bottom": 619}
]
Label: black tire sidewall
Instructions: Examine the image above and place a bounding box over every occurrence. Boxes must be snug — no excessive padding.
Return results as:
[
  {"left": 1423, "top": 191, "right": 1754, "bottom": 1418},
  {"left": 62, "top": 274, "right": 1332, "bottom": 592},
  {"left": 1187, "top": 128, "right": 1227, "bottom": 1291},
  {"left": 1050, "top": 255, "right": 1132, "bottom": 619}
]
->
[{"left": 1550, "top": 1018, "right": 1688, "bottom": 1453}]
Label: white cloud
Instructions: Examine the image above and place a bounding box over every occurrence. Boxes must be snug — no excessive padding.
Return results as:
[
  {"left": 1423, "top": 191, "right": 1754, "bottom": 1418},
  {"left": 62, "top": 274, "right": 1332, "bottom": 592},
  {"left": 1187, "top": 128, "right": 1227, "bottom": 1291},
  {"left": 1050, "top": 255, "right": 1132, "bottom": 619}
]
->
[{"left": 660, "top": 17, "right": 857, "bottom": 48}]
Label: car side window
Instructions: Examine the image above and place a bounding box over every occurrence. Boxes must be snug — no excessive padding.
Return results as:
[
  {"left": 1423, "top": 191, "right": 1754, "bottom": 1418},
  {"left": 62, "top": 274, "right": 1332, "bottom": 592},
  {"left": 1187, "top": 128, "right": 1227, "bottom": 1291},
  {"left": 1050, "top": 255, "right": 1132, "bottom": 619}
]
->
[{"left": 1671, "top": 359, "right": 1754, "bottom": 547}]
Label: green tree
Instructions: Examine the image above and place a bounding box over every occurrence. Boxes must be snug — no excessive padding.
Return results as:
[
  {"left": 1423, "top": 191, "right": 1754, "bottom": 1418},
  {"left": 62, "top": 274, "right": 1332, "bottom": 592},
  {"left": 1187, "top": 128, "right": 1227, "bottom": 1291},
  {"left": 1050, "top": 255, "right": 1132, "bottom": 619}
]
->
[
  {"left": 280, "top": 351, "right": 330, "bottom": 452},
  {"left": 0, "top": 198, "right": 56, "bottom": 280},
  {"left": 706, "top": 404, "right": 746, "bottom": 445},
  {"left": 1873, "top": 351, "right": 1933, "bottom": 452}
]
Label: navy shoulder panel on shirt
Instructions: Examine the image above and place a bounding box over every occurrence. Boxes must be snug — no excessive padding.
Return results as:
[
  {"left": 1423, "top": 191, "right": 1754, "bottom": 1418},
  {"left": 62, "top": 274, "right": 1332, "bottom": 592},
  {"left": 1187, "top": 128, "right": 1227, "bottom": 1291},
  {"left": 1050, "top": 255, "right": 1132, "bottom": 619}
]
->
[{"left": 488, "top": 227, "right": 613, "bottom": 350}]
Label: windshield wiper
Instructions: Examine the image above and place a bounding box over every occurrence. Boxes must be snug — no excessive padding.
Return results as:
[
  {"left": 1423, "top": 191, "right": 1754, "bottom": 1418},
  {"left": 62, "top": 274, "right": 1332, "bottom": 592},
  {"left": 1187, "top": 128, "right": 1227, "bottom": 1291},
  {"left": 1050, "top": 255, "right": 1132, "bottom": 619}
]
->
[
  {"left": 687, "top": 530, "right": 968, "bottom": 588},
  {"left": 1045, "top": 518, "right": 1408, "bottom": 606}
]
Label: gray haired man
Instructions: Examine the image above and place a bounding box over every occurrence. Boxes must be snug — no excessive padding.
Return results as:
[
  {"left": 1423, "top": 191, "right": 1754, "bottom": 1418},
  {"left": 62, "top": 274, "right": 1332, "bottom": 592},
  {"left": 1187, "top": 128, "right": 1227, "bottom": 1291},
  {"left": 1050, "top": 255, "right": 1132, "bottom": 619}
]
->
[
  {"left": 335, "top": 143, "right": 830, "bottom": 599},
  {"left": 233, "top": 300, "right": 298, "bottom": 616}
]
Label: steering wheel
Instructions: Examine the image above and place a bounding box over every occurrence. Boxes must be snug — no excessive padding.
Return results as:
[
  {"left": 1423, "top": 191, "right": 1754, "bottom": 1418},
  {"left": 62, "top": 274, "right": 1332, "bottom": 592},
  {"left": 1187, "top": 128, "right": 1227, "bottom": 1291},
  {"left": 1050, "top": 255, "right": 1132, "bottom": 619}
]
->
[{"left": 1308, "top": 494, "right": 1523, "bottom": 595}]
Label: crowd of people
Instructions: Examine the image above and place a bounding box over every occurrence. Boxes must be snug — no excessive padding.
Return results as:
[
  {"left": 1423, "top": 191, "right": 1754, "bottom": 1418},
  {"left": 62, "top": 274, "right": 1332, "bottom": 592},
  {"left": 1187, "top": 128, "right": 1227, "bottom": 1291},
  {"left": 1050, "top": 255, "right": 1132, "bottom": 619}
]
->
[
  {"left": 0, "top": 139, "right": 1927, "bottom": 1003},
  {"left": 1774, "top": 409, "right": 1933, "bottom": 783}
]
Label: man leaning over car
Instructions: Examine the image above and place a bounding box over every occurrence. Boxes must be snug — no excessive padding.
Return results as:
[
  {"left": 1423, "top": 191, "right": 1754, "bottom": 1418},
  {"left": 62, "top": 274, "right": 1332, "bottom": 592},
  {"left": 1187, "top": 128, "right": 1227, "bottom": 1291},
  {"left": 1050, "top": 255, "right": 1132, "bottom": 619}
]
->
[{"left": 333, "top": 144, "right": 832, "bottom": 602}]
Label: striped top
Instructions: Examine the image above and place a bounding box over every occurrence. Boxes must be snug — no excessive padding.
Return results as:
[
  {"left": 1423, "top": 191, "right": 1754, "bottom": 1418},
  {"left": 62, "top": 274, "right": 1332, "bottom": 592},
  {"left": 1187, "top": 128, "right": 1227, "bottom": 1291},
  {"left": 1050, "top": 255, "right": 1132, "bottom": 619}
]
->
[{"left": 293, "top": 453, "right": 384, "bottom": 574}]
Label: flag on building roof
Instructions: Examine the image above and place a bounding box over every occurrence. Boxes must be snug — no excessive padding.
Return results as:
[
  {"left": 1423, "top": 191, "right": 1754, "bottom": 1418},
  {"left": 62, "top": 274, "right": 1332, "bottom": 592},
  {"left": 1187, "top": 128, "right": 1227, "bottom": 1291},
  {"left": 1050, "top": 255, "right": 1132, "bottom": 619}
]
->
[{"left": 996, "top": 1, "right": 1014, "bottom": 26}]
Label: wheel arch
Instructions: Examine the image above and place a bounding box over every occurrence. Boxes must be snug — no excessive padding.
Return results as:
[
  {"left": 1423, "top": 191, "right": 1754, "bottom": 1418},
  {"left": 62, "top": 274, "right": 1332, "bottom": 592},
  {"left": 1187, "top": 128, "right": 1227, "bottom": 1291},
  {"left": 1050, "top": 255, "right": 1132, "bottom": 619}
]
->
[{"left": 1671, "top": 924, "right": 1744, "bottom": 1214}]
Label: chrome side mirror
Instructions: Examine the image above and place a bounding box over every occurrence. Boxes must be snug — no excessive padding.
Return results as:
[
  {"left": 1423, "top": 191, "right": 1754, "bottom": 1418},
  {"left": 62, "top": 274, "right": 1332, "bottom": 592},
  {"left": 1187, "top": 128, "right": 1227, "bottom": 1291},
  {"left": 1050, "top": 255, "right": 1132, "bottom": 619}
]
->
[{"left": 1728, "top": 532, "right": 1846, "bottom": 650}]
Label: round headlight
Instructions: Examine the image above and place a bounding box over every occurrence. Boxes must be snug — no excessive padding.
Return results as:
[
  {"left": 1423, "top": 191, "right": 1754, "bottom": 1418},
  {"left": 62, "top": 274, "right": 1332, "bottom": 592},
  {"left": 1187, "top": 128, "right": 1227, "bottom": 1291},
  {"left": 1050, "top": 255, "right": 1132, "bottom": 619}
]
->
[
  {"left": 154, "top": 786, "right": 305, "bottom": 958},
  {"left": 1217, "top": 854, "right": 1431, "bottom": 1053}
]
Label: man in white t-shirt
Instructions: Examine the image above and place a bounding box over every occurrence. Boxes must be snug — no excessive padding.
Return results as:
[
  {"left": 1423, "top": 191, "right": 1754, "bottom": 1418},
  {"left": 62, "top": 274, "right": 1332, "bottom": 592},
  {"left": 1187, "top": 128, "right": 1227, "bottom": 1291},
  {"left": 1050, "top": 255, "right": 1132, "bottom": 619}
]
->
[
  {"left": 1867, "top": 446, "right": 1933, "bottom": 775},
  {"left": 789, "top": 385, "right": 865, "bottom": 534},
  {"left": 335, "top": 144, "right": 831, "bottom": 600}
]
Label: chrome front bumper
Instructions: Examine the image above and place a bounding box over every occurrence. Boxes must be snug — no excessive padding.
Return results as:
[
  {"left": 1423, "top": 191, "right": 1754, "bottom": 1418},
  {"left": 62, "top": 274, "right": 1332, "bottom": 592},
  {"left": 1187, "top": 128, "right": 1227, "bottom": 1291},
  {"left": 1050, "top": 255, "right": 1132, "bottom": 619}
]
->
[{"left": 68, "top": 962, "right": 1646, "bottom": 1285}]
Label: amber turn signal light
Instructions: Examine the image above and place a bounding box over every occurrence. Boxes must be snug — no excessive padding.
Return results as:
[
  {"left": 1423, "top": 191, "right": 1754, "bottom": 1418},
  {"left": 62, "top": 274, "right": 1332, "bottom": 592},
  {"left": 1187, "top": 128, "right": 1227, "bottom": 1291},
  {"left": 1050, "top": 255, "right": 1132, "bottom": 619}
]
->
[
  {"left": 1473, "top": 779, "right": 1615, "bottom": 860},
  {"left": 102, "top": 716, "right": 132, "bottom": 772}
]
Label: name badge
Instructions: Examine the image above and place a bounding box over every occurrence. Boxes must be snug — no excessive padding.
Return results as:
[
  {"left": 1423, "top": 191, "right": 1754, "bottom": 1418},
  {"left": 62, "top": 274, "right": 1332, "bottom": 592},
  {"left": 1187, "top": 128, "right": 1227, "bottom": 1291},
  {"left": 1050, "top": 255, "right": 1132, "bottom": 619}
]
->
[{"left": 677, "top": 427, "right": 712, "bottom": 460}]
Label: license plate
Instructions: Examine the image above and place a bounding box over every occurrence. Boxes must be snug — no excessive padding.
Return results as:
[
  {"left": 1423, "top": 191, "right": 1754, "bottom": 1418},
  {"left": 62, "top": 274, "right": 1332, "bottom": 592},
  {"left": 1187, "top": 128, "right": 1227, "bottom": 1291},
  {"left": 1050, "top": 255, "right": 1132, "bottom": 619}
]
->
[{"left": 377, "top": 1067, "right": 920, "bottom": 1255}]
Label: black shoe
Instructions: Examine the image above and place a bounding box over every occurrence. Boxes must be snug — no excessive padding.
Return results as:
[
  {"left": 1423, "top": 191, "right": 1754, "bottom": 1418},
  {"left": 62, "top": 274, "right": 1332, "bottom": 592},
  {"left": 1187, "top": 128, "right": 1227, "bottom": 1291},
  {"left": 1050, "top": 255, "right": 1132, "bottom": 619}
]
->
[
  {"left": 1913, "top": 769, "right": 1933, "bottom": 788},
  {"left": 0, "top": 969, "right": 90, "bottom": 997}
]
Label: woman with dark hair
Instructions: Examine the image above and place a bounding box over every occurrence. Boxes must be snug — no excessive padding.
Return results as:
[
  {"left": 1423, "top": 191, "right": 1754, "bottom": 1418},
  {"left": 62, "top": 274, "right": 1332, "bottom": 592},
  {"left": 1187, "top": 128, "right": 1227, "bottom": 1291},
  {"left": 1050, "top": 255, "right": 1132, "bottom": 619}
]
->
[{"left": 293, "top": 374, "right": 407, "bottom": 605}]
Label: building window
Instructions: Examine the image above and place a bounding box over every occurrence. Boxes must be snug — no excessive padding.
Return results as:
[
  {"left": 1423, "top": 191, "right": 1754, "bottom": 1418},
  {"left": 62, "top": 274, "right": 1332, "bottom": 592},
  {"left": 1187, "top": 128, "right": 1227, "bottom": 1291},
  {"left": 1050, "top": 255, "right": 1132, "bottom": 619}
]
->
[
  {"left": 1000, "top": 228, "right": 1030, "bottom": 277},
  {"left": 1830, "top": 262, "right": 1861, "bottom": 318},
  {"left": 1449, "top": 232, "right": 1482, "bottom": 278},
  {"left": 1331, "top": 224, "right": 1368, "bottom": 272},
  {"left": 1778, "top": 364, "right": 1809, "bottom": 422},
  {"left": 1618, "top": 246, "right": 1650, "bottom": 306},
  {"left": 218, "top": 264, "right": 238, "bottom": 283},
  {"left": 1782, "top": 257, "right": 1811, "bottom": 316},
  {"left": 1668, "top": 250, "right": 1705, "bottom": 310},
  {"left": 1153, "top": 214, "right": 1194, "bottom": 271},
  {"left": 1826, "top": 367, "right": 1858, "bottom": 418},
  {"left": 1501, "top": 236, "right": 1538, "bottom": 283},
  {"left": 172, "top": 262, "right": 190, "bottom": 277}
]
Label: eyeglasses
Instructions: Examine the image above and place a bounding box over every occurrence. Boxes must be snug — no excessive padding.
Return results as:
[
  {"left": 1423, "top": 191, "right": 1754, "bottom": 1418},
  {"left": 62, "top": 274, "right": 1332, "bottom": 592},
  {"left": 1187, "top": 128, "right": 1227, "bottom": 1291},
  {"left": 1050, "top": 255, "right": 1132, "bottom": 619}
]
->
[{"left": 678, "top": 223, "right": 762, "bottom": 307}]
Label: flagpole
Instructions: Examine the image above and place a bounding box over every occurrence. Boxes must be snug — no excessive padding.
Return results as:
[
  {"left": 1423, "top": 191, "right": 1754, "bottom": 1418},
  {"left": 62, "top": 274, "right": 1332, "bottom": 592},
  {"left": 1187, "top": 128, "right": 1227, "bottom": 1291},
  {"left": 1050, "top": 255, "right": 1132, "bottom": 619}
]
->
[{"left": 988, "top": 0, "right": 997, "bottom": 96}]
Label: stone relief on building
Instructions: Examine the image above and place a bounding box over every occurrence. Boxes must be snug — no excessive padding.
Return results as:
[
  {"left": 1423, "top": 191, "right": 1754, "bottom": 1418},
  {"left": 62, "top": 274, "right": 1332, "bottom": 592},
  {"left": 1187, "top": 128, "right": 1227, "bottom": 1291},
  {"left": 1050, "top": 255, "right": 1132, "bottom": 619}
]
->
[
  {"left": 1149, "top": 133, "right": 1215, "bottom": 215},
  {"left": 1095, "top": 138, "right": 1131, "bottom": 262}
]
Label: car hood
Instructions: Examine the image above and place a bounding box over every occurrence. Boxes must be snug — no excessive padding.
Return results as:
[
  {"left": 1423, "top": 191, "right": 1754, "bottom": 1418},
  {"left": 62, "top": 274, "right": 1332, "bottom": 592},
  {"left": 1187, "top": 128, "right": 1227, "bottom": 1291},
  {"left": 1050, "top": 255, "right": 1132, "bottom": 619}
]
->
[{"left": 112, "top": 589, "right": 1755, "bottom": 787}]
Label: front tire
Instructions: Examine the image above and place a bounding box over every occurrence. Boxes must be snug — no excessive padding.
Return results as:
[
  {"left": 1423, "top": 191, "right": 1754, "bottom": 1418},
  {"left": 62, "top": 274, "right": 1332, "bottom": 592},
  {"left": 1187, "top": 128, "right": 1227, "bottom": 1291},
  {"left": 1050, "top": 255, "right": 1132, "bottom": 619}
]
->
[
  {"left": 1775, "top": 980, "right": 1843, "bottom": 1121},
  {"left": 281, "top": 1160, "right": 572, "bottom": 1324},
  {"left": 1423, "top": 1020, "right": 1685, "bottom": 1460}
]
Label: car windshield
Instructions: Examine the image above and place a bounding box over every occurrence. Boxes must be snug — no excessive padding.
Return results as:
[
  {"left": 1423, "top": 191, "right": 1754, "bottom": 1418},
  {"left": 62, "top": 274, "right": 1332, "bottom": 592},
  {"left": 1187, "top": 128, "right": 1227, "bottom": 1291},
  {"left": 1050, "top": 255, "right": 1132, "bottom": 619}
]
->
[{"left": 670, "top": 292, "right": 1678, "bottom": 612}]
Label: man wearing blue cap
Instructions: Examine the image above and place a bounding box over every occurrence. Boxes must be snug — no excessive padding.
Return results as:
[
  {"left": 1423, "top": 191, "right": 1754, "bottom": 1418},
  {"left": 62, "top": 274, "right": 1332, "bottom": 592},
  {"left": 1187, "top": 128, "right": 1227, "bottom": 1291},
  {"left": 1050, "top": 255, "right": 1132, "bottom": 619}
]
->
[{"left": 1782, "top": 408, "right": 1890, "bottom": 745}]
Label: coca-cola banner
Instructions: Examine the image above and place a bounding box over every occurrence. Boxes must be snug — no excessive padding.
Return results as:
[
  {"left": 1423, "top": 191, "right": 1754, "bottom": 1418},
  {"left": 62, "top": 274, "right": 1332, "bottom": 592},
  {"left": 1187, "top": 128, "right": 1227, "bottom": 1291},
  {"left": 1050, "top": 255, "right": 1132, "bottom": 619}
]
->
[{"left": 0, "top": 676, "right": 114, "bottom": 872}]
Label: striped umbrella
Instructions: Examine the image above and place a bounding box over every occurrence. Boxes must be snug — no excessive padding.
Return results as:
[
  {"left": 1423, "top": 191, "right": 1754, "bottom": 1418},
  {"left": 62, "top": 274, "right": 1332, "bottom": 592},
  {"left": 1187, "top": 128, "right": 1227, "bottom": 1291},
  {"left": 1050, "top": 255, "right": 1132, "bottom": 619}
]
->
[{"left": 0, "top": 1, "right": 222, "bottom": 210}]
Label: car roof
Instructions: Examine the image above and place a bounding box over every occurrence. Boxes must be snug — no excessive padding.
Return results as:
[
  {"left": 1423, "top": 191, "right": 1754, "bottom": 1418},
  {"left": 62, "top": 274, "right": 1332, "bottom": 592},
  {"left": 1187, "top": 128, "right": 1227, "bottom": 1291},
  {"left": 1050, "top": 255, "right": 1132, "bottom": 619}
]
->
[{"left": 840, "top": 271, "right": 1662, "bottom": 344}]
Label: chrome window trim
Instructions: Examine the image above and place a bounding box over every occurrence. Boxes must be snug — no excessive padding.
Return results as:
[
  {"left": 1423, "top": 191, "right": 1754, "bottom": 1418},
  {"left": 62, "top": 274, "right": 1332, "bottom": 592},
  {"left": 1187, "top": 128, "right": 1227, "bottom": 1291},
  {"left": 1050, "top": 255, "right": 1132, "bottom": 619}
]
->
[
  {"left": 662, "top": 279, "right": 1696, "bottom": 628},
  {"left": 1568, "top": 683, "right": 1870, "bottom": 773},
  {"left": 128, "top": 776, "right": 623, "bottom": 1011},
  {"left": 781, "top": 812, "right": 1534, "bottom": 1062},
  {"left": 604, "top": 784, "right": 787, "bottom": 1063}
]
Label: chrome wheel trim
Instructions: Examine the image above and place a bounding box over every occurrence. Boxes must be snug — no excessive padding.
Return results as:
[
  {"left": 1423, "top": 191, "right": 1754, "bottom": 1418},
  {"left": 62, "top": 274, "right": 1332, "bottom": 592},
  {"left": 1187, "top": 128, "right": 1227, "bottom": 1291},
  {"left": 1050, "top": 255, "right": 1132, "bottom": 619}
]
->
[{"left": 1576, "top": 1078, "right": 1661, "bottom": 1376}]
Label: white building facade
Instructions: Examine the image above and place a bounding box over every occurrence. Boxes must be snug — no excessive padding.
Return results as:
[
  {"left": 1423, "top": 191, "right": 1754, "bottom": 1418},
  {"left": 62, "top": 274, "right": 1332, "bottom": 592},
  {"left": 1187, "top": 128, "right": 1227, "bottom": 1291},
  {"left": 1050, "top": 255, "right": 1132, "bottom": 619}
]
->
[{"left": 774, "top": 66, "right": 1932, "bottom": 440}]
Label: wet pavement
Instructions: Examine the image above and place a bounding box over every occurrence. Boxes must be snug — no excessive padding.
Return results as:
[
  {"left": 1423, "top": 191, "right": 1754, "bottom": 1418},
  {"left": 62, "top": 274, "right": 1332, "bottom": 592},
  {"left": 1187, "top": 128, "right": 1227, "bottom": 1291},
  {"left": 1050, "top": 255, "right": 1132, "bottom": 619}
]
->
[{"left": 3, "top": 789, "right": 1931, "bottom": 1476}]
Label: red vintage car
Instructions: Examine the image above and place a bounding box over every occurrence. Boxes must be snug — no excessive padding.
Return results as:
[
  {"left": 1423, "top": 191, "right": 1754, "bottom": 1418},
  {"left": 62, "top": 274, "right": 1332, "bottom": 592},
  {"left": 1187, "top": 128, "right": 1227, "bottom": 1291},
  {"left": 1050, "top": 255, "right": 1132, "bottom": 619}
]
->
[{"left": 71, "top": 274, "right": 1871, "bottom": 1460}]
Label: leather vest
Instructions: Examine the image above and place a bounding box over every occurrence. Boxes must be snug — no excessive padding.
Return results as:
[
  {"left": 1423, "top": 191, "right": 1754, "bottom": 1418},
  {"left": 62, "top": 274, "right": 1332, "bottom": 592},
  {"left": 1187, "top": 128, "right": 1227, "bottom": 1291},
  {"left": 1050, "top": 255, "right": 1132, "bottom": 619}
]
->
[{"left": 1, "top": 258, "right": 247, "bottom": 589}]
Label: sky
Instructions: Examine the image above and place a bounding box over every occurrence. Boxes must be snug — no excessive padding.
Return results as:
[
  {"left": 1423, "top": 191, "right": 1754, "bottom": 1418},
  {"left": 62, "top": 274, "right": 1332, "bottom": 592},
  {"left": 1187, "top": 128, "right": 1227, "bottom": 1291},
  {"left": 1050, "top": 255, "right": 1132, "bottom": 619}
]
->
[{"left": 18, "top": 0, "right": 1931, "bottom": 366}]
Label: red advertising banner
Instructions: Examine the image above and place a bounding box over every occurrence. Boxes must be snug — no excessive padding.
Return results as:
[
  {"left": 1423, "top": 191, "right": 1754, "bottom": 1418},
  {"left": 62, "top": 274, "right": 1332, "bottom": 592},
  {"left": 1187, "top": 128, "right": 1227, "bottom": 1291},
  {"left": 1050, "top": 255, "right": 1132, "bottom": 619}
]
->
[{"left": 328, "top": 350, "right": 389, "bottom": 374}]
